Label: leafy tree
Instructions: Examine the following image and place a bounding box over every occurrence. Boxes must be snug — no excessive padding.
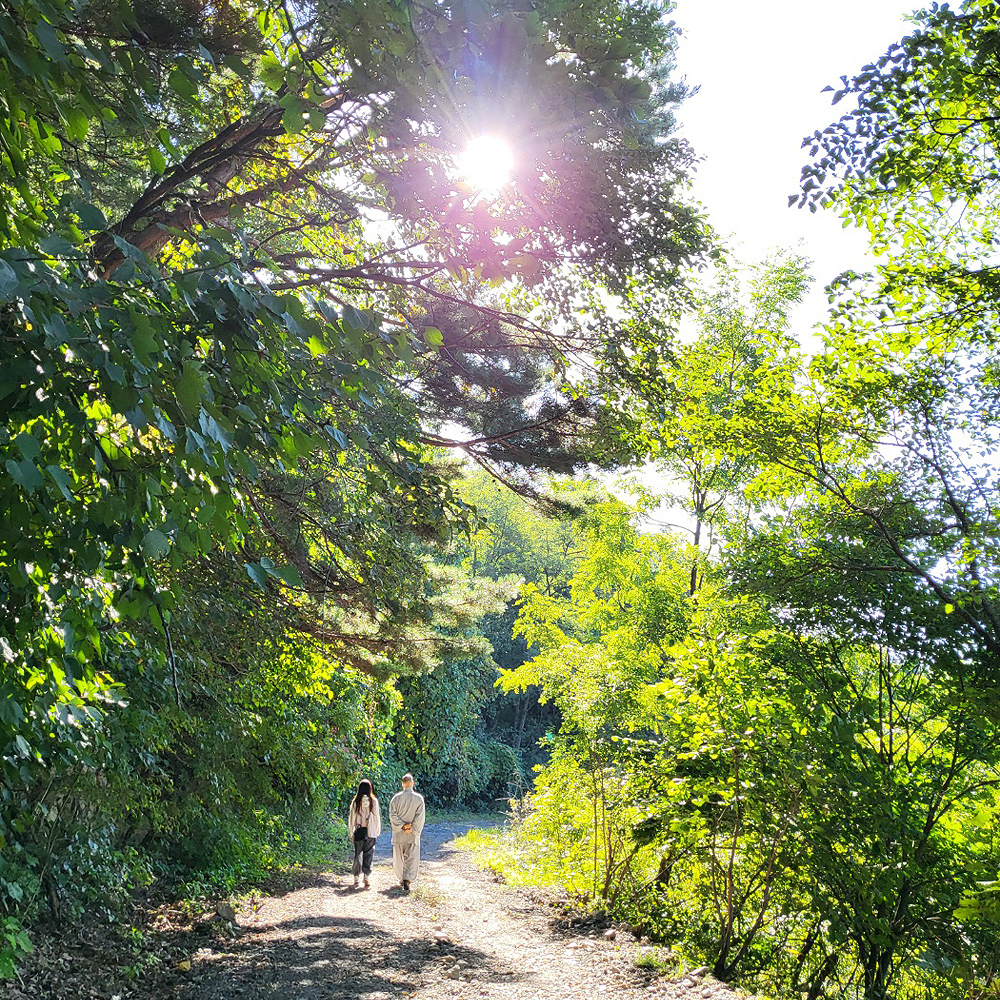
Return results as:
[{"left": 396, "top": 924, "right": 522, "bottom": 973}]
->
[
  {"left": 784, "top": 0, "right": 1000, "bottom": 677},
  {"left": 797, "top": 0, "right": 1000, "bottom": 246},
  {"left": 718, "top": 320, "right": 1000, "bottom": 999},
  {"left": 487, "top": 486, "right": 1000, "bottom": 998},
  {"left": 479, "top": 248, "right": 1000, "bottom": 997},
  {"left": 701, "top": 269, "right": 1000, "bottom": 997},
  {"left": 652, "top": 257, "right": 808, "bottom": 593},
  {"left": 0, "top": 0, "right": 710, "bottom": 952},
  {"left": 787, "top": 643, "right": 1000, "bottom": 1000},
  {"left": 393, "top": 648, "right": 522, "bottom": 806},
  {"left": 456, "top": 470, "right": 593, "bottom": 590},
  {"left": 386, "top": 471, "right": 604, "bottom": 802},
  {"left": 1, "top": 0, "right": 707, "bottom": 699},
  {"left": 499, "top": 498, "right": 696, "bottom": 892}
]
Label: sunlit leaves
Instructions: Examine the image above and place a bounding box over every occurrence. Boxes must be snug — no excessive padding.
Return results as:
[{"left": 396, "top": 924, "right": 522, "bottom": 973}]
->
[
  {"left": 503, "top": 499, "right": 696, "bottom": 735},
  {"left": 0, "top": 0, "right": 713, "bottom": 964}
]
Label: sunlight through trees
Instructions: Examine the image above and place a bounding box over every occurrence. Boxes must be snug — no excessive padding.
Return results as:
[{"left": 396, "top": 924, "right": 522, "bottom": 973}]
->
[{"left": 4, "top": 1, "right": 1000, "bottom": 997}]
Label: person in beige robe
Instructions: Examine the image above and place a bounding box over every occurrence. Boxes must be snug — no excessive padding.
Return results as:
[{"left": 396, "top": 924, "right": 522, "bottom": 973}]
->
[{"left": 389, "top": 773, "right": 425, "bottom": 891}]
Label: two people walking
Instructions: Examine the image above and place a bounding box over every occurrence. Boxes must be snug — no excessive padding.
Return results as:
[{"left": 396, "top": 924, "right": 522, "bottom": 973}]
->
[{"left": 345, "top": 773, "right": 425, "bottom": 892}]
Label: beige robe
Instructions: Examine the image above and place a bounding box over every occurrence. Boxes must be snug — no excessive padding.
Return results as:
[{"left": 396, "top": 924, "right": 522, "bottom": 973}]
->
[{"left": 389, "top": 786, "right": 425, "bottom": 882}]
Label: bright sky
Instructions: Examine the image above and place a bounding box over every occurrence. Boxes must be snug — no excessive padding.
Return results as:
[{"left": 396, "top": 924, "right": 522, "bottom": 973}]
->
[
  {"left": 622, "top": 1, "right": 923, "bottom": 513},
  {"left": 671, "top": 0, "right": 920, "bottom": 330}
]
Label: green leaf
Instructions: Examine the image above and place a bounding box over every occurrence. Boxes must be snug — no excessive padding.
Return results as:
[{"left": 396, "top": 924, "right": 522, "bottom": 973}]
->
[
  {"left": 168, "top": 68, "right": 199, "bottom": 101},
  {"left": 46, "top": 465, "right": 75, "bottom": 502},
  {"left": 131, "top": 315, "right": 158, "bottom": 359},
  {"left": 63, "top": 107, "right": 89, "bottom": 142},
  {"left": 176, "top": 361, "right": 207, "bottom": 418},
  {"left": 157, "top": 127, "right": 182, "bottom": 158},
  {"left": 14, "top": 431, "right": 41, "bottom": 463},
  {"left": 77, "top": 203, "right": 107, "bottom": 231},
  {"left": 116, "top": 592, "right": 152, "bottom": 620},
  {"left": 6, "top": 458, "right": 43, "bottom": 494},
  {"left": 423, "top": 326, "right": 444, "bottom": 347},
  {"left": 223, "top": 53, "right": 251, "bottom": 78},
  {"left": 342, "top": 305, "right": 370, "bottom": 332},
  {"left": 142, "top": 528, "right": 171, "bottom": 562},
  {"left": 38, "top": 234, "right": 77, "bottom": 258},
  {"left": 386, "top": 35, "right": 410, "bottom": 57},
  {"left": 0, "top": 259, "right": 18, "bottom": 298},
  {"left": 34, "top": 21, "right": 65, "bottom": 61},
  {"left": 275, "top": 563, "right": 305, "bottom": 588},
  {"left": 280, "top": 96, "right": 307, "bottom": 134},
  {"left": 148, "top": 147, "right": 167, "bottom": 175},
  {"left": 245, "top": 562, "right": 269, "bottom": 590},
  {"left": 259, "top": 54, "right": 285, "bottom": 91}
]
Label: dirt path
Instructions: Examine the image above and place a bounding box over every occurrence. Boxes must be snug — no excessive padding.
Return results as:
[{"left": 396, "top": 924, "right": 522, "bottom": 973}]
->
[{"left": 113, "top": 821, "right": 746, "bottom": 1000}]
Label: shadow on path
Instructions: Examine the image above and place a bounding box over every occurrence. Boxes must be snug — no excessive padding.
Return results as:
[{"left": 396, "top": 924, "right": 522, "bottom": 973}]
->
[
  {"left": 128, "top": 824, "right": 509, "bottom": 1000},
  {"left": 132, "top": 901, "right": 503, "bottom": 1000}
]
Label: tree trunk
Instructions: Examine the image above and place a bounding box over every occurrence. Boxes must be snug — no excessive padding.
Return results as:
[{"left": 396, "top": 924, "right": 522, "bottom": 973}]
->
[{"left": 92, "top": 101, "right": 294, "bottom": 277}]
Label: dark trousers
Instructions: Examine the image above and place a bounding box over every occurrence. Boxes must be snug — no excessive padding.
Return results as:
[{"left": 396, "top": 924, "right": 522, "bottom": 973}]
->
[{"left": 352, "top": 836, "right": 375, "bottom": 876}]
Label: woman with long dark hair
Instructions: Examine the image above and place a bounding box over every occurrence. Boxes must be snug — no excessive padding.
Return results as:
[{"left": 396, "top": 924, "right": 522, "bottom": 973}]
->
[{"left": 347, "top": 778, "right": 381, "bottom": 888}]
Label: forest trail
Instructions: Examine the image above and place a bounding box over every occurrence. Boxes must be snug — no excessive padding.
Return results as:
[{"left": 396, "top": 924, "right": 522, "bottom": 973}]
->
[{"left": 119, "top": 821, "right": 748, "bottom": 1000}]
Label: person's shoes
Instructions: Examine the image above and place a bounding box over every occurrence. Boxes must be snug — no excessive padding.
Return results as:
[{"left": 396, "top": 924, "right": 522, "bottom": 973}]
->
[
  {"left": 353, "top": 875, "right": 359, "bottom": 887},
  {"left": 402, "top": 879, "right": 410, "bottom": 892},
  {"left": 363, "top": 877, "right": 370, "bottom": 888}
]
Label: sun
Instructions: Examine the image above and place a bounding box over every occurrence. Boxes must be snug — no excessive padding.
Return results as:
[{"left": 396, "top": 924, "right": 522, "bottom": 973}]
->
[{"left": 456, "top": 136, "right": 514, "bottom": 194}]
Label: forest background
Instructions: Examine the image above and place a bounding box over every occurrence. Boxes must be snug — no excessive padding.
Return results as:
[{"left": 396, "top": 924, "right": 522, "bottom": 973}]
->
[{"left": 3, "top": 0, "right": 1000, "bottom": 998}]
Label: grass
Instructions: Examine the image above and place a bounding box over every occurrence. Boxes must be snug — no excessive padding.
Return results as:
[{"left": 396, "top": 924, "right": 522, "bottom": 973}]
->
[
  {"left": 411, "top": 881, "right": 447, "bottom": 906},
  {"left": 634, "top": 947, "right": 671, "bottom": 974}
]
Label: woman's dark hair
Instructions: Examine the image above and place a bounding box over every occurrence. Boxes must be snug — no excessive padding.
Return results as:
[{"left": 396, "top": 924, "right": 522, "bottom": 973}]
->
[{"left": 354, "top": 779, "right": 374, "bottom": 808}]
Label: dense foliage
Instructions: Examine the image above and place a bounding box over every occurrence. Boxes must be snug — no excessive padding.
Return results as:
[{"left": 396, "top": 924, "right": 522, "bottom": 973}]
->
[
  {"left": 0, "top": 0, "right": 707, "bottom": 965},
  {"left": 7, "top": 1, "right": 1000, "bottom": 998},
  {"left": 471, "top": 252, "right": 1000, "bottom": 1000},
  {"left": 384, "top": 471, "right": 600, "bottom": 806}
]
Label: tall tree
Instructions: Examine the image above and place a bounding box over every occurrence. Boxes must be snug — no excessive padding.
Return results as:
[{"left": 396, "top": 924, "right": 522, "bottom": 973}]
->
[
  {"left": 656, "top": 257, "right": 808, "bottom": 593},
  {"left": 785, "top": 0, "right": 1000, "bottom": 675},
  {"left": 0, "top": 0, "right": 710, "bottom": 935}
]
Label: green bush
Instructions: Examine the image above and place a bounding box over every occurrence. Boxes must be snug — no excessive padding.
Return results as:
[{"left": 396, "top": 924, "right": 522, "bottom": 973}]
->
[{"left": 0, "top": 917, "right": 33, "bottom": 980}]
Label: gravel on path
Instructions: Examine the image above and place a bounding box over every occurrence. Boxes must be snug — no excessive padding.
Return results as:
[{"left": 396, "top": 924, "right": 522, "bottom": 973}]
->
[{"left": 118, "top": 820, "right": 750, "bottom": 1000}]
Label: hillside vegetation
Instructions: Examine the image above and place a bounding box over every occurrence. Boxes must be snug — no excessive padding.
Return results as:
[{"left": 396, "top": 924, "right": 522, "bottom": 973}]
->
[{"left": 4, "top": 1, "right": 1000, "bottom": 998}]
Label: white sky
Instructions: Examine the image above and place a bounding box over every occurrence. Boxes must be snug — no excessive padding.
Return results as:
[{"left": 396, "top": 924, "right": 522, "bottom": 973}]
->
[
  {"left": 620, "top": 1, "right": 923, "bottom": 514},
  {"left": 671, "top": 0, "right": 921, "bottom": 331}
]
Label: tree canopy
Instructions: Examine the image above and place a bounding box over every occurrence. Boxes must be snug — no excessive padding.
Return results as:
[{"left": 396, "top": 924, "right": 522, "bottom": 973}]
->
[
  {"left": 9, "top": 2, "right": 1000, "bottom": 999},
  {"left": 0, "top": 0, "right": 708, "bottom": 952}
]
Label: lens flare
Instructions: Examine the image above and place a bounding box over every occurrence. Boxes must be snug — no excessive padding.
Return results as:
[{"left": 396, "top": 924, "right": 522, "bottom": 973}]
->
[{"left": 456, "top": 136, "right": 514, "bottom": 193}]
